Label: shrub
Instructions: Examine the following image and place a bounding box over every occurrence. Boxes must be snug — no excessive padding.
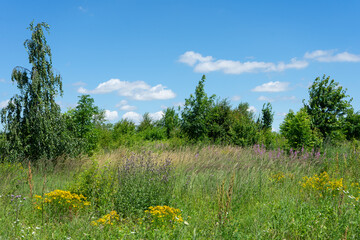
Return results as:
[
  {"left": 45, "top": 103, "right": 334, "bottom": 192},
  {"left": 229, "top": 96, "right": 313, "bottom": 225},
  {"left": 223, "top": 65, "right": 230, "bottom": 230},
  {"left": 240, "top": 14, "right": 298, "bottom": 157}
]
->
[
  {"left": 300, "top": 172, "right": 345, "bottom": 197},
  {"left": 69, "top": 161, "right": 116, "bottom": 213},
  {"left": 0, "top": 162, "right": 26, "bottom": 195},
  {"left": 280, "top": 108, "right": 322, "bottom": 150},
  {"left": 91, "top": 210, "right": 120, "bottom": 227},
  {"left": 145, "top": 206, "right": 183, "bottom": 228},
  {"left": 114, "top": 152, "right": 174, "bottom": 216},
  {"left": 34, "top": 189, "right": 90, "bottom": 219}
]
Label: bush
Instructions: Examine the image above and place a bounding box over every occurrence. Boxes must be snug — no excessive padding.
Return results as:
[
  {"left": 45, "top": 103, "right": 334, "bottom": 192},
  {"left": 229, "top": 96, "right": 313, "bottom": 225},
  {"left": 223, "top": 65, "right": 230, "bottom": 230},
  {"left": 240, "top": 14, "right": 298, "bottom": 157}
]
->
[
  {"left": 34, "top": 189, "right": 90, "bottom": 219},
  {"left": 69, "top": 161, "right": 116, "bottom": 214},
  {"left": 114, "top": 152, "right": 174, "bottom": 216},
  {"left": 280, "top": 109, "right": 322, "bottom": 150}
]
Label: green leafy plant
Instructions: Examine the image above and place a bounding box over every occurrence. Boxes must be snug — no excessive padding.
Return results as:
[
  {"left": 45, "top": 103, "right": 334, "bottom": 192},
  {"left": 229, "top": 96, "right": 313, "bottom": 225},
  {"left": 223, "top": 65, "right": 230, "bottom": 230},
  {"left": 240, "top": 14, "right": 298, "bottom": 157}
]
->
[
  {"left": 181, "top": 75, "right": 215, "bottom": 141},
  {"left": 304, "top": 75, "right": 353, "bottom": 140},
  {"left": 114, "top": 152, "right": 174, "bottom": 216},
  {"left": 0, "top": 22, "right": 70, "bottom": 162},
  {"left": 280, "top": 108, "right": 322, "bottom": 150}
]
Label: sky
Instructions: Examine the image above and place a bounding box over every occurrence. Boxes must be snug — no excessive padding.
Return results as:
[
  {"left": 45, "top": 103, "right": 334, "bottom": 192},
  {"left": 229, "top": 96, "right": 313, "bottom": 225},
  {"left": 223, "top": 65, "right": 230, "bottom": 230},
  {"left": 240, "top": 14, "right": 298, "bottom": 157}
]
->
[{"left": 1, "top": 0, "right": 360, "bottom": 131}]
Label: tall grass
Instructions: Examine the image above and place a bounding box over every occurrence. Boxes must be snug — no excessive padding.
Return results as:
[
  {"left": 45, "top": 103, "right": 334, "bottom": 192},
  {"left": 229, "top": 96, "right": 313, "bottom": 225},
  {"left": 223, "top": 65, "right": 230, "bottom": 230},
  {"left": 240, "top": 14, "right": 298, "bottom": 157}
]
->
[{"left": 1, "top": 143, "right": 360, "bottom": 239}]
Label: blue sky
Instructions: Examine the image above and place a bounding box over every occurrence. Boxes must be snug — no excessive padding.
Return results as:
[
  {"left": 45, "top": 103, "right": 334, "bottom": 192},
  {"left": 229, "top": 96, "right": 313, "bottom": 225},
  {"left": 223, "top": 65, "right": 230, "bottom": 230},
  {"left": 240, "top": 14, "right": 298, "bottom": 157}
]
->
[{"left": 1, "top": 0, "right": 360, "bottom": 130}]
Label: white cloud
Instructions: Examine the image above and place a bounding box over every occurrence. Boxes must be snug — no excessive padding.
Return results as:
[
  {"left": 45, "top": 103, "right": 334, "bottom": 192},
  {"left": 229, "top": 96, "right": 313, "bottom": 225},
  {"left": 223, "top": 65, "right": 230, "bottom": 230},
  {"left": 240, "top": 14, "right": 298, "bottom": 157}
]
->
[
  {"left": 0, "top": 99, "right": 9, "bottom": 108},
  {"left": 247, "top": 106, "right": 256, "bottom": 113},
  {"left": 116, "top": 100, "right": 128, "bottom": 106},
  {"left": 257, "top": 96, "right": 275, "bottom": 102},
  {"left": 122, "top": 111, "right": 142, "bottom": 125},
  {"left": 72, "top": 81, "right": 87, "bottom": 86},
  {"left": 104, "top": 110, "right": 118, "bottom": 121},
  {"left": 277, "top": 112, "right": 287, "bottom": 117},
  {"left": 257, "top": 95, "right": 297, "bottom": 102},
  {"left": 252, "top": 81, "right": 290, "bottom": 92},
  {"left": 231, "top": 95, "right": 241, "bottom": 101},
  {"left": 149, "top": 111, "right": 164, "bottom": 121},
  {"left": 281, "top": 96, "right": 297, "bottom": 101},
  {"left": 0, "top": 78, "right": 5, "bottom": 83},
  {"left": 78, "top": 87, "right": 87, "bottom": 94},
  {"left": 305, "top": 50, "right": 360, "bottom": 62},
  {"left": 179, "top": 51, "right": 308, "bottom": 74},
  {"left": 178, "top": 51, "right": 214, "bottom": 66},
  {"left": 116, "top": 100, "right": 137, "bottom": 111},
  {"left": 119, "top": 105, "right": 137, "bottom": 111},
  {"left": 78, "top": 79, "right": 176, "bottom": 101}
]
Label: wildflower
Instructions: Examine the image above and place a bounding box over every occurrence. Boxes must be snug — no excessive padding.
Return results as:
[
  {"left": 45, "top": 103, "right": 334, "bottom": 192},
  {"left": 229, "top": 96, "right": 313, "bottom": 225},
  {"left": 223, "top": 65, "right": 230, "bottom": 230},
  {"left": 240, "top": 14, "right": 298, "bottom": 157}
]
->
[
  {"left": 300, "top": 172, "right": 345, "bottom": 197},
  {"left": 91, "top": 211, "right": 120, "bottom": 227},
  {"left": 34, "top": 189, "right": 90, "bottom": 216},
  {"left": 145, "top": 206, "right": 184, "bottom": 228}
]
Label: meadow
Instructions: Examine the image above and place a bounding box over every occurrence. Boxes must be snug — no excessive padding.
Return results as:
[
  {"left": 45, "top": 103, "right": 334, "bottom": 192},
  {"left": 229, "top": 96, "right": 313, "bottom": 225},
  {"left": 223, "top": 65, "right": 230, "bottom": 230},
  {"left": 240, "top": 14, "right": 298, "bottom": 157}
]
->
[{"left": 1, "top": 141, "right": 360, "bottom": 239}]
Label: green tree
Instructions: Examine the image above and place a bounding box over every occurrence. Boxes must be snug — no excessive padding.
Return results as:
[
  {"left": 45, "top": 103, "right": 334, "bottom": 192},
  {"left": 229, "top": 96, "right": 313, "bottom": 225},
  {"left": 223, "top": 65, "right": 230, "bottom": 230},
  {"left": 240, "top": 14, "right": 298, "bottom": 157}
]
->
[
  {"left": 160, "top": 107, "right": 180, "bottom": 138},
  {"left": 181, "top": 75, "right": 215, "bottom": 141},
  {"left": 229, "top": 102, "right": 260, "bottom": 146},
  {"left": 261, "top": 102, "right": 274, "bottom": 130},
  {"left": 280, "top": 108, "right": 322, "bottom": 150},
  {"left": 344, "top": 109, "right": 360, "bottom": 140},
  {"left": 207, "top": 99, "right": 232, "bottom": 143},
  {"left": 304, "top": 75, "right": 352, "bottom": 139},
  {"left": 65, "top": 95, "right": 104, "bottom": 154},
  {"left": 0, "top": 22, "right": 65, "bottom": 161}
]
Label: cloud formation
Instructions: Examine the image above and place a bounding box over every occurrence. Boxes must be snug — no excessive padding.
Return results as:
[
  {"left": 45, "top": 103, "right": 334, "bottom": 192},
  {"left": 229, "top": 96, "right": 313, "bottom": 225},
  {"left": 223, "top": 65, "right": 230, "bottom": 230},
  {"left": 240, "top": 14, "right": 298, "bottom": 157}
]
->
[
  {"left": 231, "top": 95, "right": 241, "bottom": 101},
  {"left": 0, "top": 99, "right": 9, "bottom": 108},
  {"left": 257, "top": 95, "right": 297, "bottom": 102},
  {"left": 149, "top": 111, "right": 164, "bottom": 121},
  {"left": 122, "top": 111, "right": 165, "bottom": 124},
  {"left": 78, "top": 79, "right": 176, "bottom": 101},
  {"left": 116, "top": 100, "right": 137, "bottom": 111},
  {"left": 179, "top": 51, "right": 308, "bottom": 74},
  {"left": 72, "top": 81, "right": 87, "bottom": 86},
  {"left": 122, "top": 111, "right": 142, "bottom": 124},
  {"left": 104, "top": 110, "right": 118, "bottom": 121},
  {"left": 257, "top": 96, "right": 275, "bottom": 102},
  {"left": 252, "top": 81, "right": 290, "bottom": 92},
  {"left": 305, "top": 50, "right": 360, "bottom": 62},
  {"left": 247, "top": 106, "right": 256, "bottom": 113}
]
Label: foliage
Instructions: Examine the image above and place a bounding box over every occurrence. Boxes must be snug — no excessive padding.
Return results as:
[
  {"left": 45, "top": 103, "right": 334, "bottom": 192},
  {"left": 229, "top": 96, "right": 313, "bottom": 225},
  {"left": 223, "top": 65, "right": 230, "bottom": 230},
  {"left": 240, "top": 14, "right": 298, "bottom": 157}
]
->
[
  {"left": 207, "top": 99, "right": 233, "bottom": 143},
  {"left": 229, "top": 103, "right": 260, "bottom": 146},
  {"left": 111, "top": 119, "right": 138, "bottom": 147},
  {"left": 260, "top": 102, "right": 274, "bottom": 130},
  {"left": 304, "top": 75, "right": 353, "bottom": 140},
  {"left": 114, "top": 152, "right": 174, "bottom": 216},
  {"left": 159, "top": 107, "right": 180, "bottom": 139},
  {"left": 69, "top": 161, "right": 116, "bottom": 213},
  {"left": 145, "top": 206, "right": 183, "bottom": 228},
  {"left": 300, "top": 172, "right": 345, "bottom": 197},
  {"left": 65, "top": 95, "right": 104, "bottom": 154},
  {"left": 34, "top": 190, "right": 90, "bottom": 218},
  {"left": 0, "top": 162, "right": 26, "bottom": 195},
  {"left": 344, "top": 109, "right": 360, "bottom": 140},
  {"left": 181, "top": 75, "right": 215, "bottom": 141},
  {"left": 91, "top": 210, "right": 120, "bottom": 226},
  {"left": 0, "top": 22, "right": 69, "bottom": 162},
  {"left": 280, "top": 108, "right": 323, "bottom": 150}
]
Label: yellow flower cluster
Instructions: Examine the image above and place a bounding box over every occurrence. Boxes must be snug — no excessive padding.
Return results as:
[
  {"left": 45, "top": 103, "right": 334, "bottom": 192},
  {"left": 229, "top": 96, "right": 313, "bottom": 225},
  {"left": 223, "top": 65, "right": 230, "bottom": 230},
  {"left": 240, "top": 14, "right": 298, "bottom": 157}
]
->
[
  {"left": 300, "top": 172, "right": 345, "bottom": 196},
  {"left": 34, "top": 189, "right": 90, "bottom": 212},
  {"left": 145, "top": 206, "right": 183, "bottom": 226},
  {"left": 270, "top": 172, "right": 294, "bottom": 183},
  {"left": 91, "top": 211, "right": 120, "bottom": 226}
]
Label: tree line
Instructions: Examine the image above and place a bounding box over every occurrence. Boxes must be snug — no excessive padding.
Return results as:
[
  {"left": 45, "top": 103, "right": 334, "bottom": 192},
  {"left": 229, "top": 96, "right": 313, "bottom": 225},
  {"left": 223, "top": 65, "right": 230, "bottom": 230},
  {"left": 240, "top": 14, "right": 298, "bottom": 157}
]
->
[{"left": 1, "top": 22, "right": 359, "bottom": 162}]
